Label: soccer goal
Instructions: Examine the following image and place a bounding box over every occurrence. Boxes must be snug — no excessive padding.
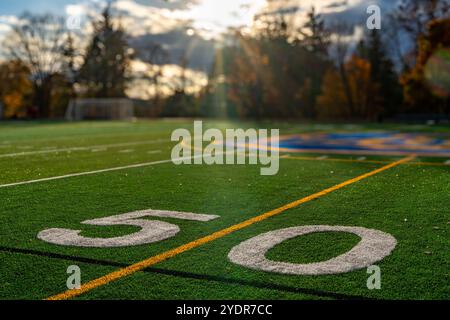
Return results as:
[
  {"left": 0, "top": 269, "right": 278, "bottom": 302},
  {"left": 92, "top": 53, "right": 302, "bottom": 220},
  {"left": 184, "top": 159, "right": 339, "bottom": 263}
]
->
[{"left": 65, "top": 98, "right": 135, "bottom": 121}]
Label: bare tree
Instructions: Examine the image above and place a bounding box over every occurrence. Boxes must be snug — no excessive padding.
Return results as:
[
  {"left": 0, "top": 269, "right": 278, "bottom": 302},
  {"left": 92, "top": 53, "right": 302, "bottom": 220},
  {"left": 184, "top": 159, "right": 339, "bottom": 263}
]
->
[
  {"left": 176, "top": 53, "right": 189, "bottom": 95},
  {"left": 162, "top": 48, "right": 190, "bottom": 96},
  {"left": 328, "top": 23, "right": 355, "bottom": 114},
  {"left": 136, "top": 42, "right": 169, "bottom": 112},
  {"left": 3, "top": 12, "right": 67, "bottom": 117}
]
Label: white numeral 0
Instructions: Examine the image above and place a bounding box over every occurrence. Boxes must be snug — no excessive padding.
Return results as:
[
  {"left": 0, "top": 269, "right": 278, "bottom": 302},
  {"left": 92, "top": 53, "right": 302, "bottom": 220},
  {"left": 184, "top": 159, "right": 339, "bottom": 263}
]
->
[
  {"left": 228, "top": 225, "right": 397, "bottom": 275},
  {"left": 38, "top": 210, "right": 219, "bottom": 248}
]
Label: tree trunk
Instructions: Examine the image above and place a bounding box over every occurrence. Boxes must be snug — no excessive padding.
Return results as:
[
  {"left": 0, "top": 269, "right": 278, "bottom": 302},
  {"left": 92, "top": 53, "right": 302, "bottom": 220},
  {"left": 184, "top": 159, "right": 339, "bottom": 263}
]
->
[{"left": 338, "top": 63, "right": 354, "bottom": 117}]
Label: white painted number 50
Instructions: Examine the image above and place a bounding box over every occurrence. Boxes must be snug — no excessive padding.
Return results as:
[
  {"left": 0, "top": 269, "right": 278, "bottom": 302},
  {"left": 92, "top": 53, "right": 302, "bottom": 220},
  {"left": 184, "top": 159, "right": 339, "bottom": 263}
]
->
[
  {"left": 38, "top": 211, "right": 397, "bottom": 277},
  {"left": 38, "top": 210, "right": 219, "bottom": 247}
]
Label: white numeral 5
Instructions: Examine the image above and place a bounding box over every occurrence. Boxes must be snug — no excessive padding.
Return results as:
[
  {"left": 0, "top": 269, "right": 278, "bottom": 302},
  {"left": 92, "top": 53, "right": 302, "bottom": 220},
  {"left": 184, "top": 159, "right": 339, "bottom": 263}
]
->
[{"left": 38, "top": 210, "right": 219, "bottom": 248}]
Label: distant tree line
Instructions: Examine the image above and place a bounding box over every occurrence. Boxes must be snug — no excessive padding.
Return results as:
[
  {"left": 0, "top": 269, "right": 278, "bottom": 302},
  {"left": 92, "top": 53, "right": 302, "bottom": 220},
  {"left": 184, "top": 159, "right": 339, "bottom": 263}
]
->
[{"left": 0, "top": 0, "right": 449, "bottom": 121}]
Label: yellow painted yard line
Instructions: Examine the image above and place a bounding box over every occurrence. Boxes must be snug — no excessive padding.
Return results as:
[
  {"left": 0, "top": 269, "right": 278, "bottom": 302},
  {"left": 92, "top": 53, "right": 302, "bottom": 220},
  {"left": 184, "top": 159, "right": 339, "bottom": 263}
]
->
[
  {"left": 46, "top": 155, "right": 415, "bottom": 301},
  {"left": 395, "top": 161, "right": 449, "bottom": 167},
  {"left": 282, "top": 155, "right": 449, "bottom": 167},
  {"left": 281, "top": 155, "right": 389, "bottom": 165}
]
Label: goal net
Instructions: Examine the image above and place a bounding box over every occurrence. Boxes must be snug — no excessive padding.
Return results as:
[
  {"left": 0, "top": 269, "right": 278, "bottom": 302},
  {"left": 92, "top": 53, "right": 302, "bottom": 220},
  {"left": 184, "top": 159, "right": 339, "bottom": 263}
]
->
[{"left": 65, "top": 98, "right": 135, "bottom": 121}]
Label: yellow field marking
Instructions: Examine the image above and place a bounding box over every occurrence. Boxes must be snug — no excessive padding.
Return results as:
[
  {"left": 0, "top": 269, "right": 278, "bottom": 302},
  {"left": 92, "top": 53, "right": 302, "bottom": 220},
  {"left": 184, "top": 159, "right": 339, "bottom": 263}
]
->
[
  {"left": 46, "top": 155, "right": 415, "bottom": 301},
  {"left": 282, "top": 155, "right": 450, "bottom": 167},
  {"left": 281, "top": 155, "right": 389, "bottom": 165}
]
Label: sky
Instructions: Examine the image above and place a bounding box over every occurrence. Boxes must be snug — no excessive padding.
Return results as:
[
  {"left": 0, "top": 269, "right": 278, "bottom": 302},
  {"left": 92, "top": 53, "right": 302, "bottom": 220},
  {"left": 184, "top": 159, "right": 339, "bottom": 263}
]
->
[
  {"left": 0, "top": 0, "right": 399, "bottom": 37},
  {"left": 0, "top": 0, "right": 267, "bottom": 29}
]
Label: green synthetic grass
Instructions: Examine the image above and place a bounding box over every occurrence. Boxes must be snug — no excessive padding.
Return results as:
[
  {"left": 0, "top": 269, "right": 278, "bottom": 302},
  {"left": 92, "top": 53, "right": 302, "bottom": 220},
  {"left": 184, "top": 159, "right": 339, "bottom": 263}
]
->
[{"left": 0, "top": 120, "right": 448, "bottom": 300}]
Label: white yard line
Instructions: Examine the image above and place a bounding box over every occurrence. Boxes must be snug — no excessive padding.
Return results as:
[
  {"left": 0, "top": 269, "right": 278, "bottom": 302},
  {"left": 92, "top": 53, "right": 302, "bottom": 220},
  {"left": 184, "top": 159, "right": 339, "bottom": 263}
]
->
[
  {"left": 0, "top": 139, "right": 169, "bottom": 158},
  {"left": 0, "top": 149, "right": 233, "bottom": 189},
  {"left": 91, "top": 148, "right": 107, "bottom": 153},
  {"left": 0, "top": 155, "right": 200, "bottom": 189},
  {"left": 0, "top": 129, "right": 157, "bottom": 144}
]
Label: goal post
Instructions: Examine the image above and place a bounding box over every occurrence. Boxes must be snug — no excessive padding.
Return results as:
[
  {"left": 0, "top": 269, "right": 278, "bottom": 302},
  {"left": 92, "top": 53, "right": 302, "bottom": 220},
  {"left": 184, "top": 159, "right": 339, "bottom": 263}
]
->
[{"left": 65, "top": 98, "right": 135, "bottom": 121}]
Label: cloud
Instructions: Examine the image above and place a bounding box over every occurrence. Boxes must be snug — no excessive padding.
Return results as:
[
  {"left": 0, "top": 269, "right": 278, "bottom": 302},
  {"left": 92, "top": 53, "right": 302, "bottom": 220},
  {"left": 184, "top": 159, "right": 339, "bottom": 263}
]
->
[
  {"left": 0, "top": 15, "right": 20, "bottom": 31},
  {"left": 128, "top": 59, "right": 208, "bottom": 99},
  {"left": 62, "top": 0, "right": 401, "bottom": 42},
  {"left": 0, "top": 15, "right": 20, "bottom": 25},
  {"left": 257, "top": 0, "right": 400, "bottom": 27},
  {"left": 171, "top": 0, "right": 266, "bottom": 36},
  {"left": 66, "top": 4, "right": 86, "bottom": 16},
  {"left": 0, "top": 15, "right": 21, "bottom": 44},
  {"left": 114, "top": 0, "right": 188, "bottom": 36},
  {"left": 324, "top": 0, "right": 400, "bottom": 24},
  {"left": 133, "top": 0, "right": 200, "bottom": 11},
  {"left": 130, "top": 27, "right": 216, "bottom": 68}
]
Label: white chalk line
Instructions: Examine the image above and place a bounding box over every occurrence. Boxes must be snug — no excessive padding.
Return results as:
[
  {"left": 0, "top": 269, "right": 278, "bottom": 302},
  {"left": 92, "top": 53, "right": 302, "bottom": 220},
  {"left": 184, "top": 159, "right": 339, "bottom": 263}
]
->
[
  {"left": 0, "top": 155, "right": 201, "bottom": 189},
  {"left": 0, "top": 139, "right": 169, "bottom": 158},
  {"left": 0, "top": 149, "right": 238, "bottom": 189}
]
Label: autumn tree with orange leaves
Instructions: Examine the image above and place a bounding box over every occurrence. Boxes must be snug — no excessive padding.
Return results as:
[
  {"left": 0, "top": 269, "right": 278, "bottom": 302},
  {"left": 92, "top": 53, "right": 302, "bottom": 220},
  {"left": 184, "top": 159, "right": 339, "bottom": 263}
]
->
[
  {"left": 401, "top": 17, "right": 450, "bottom": 114},
  {"left": 316, "top": 55, "right": 382, "bottom": 120},
  {"left": 0, "top": 60, "right": 32, "bottom": 118}
]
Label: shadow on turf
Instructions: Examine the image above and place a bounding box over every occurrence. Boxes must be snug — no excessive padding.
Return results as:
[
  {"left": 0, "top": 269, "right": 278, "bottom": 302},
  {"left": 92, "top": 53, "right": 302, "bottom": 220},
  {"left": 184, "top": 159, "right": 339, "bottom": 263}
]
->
[{"left": 0, "top": 246, "right": 374, "bottom": 300}]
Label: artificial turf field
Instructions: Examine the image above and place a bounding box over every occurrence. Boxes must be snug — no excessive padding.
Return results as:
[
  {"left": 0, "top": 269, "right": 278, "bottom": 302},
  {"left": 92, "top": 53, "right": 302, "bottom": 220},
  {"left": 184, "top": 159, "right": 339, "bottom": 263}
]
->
[{"left": 0, "top": 120, "right": 448, "bottom": 300}]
